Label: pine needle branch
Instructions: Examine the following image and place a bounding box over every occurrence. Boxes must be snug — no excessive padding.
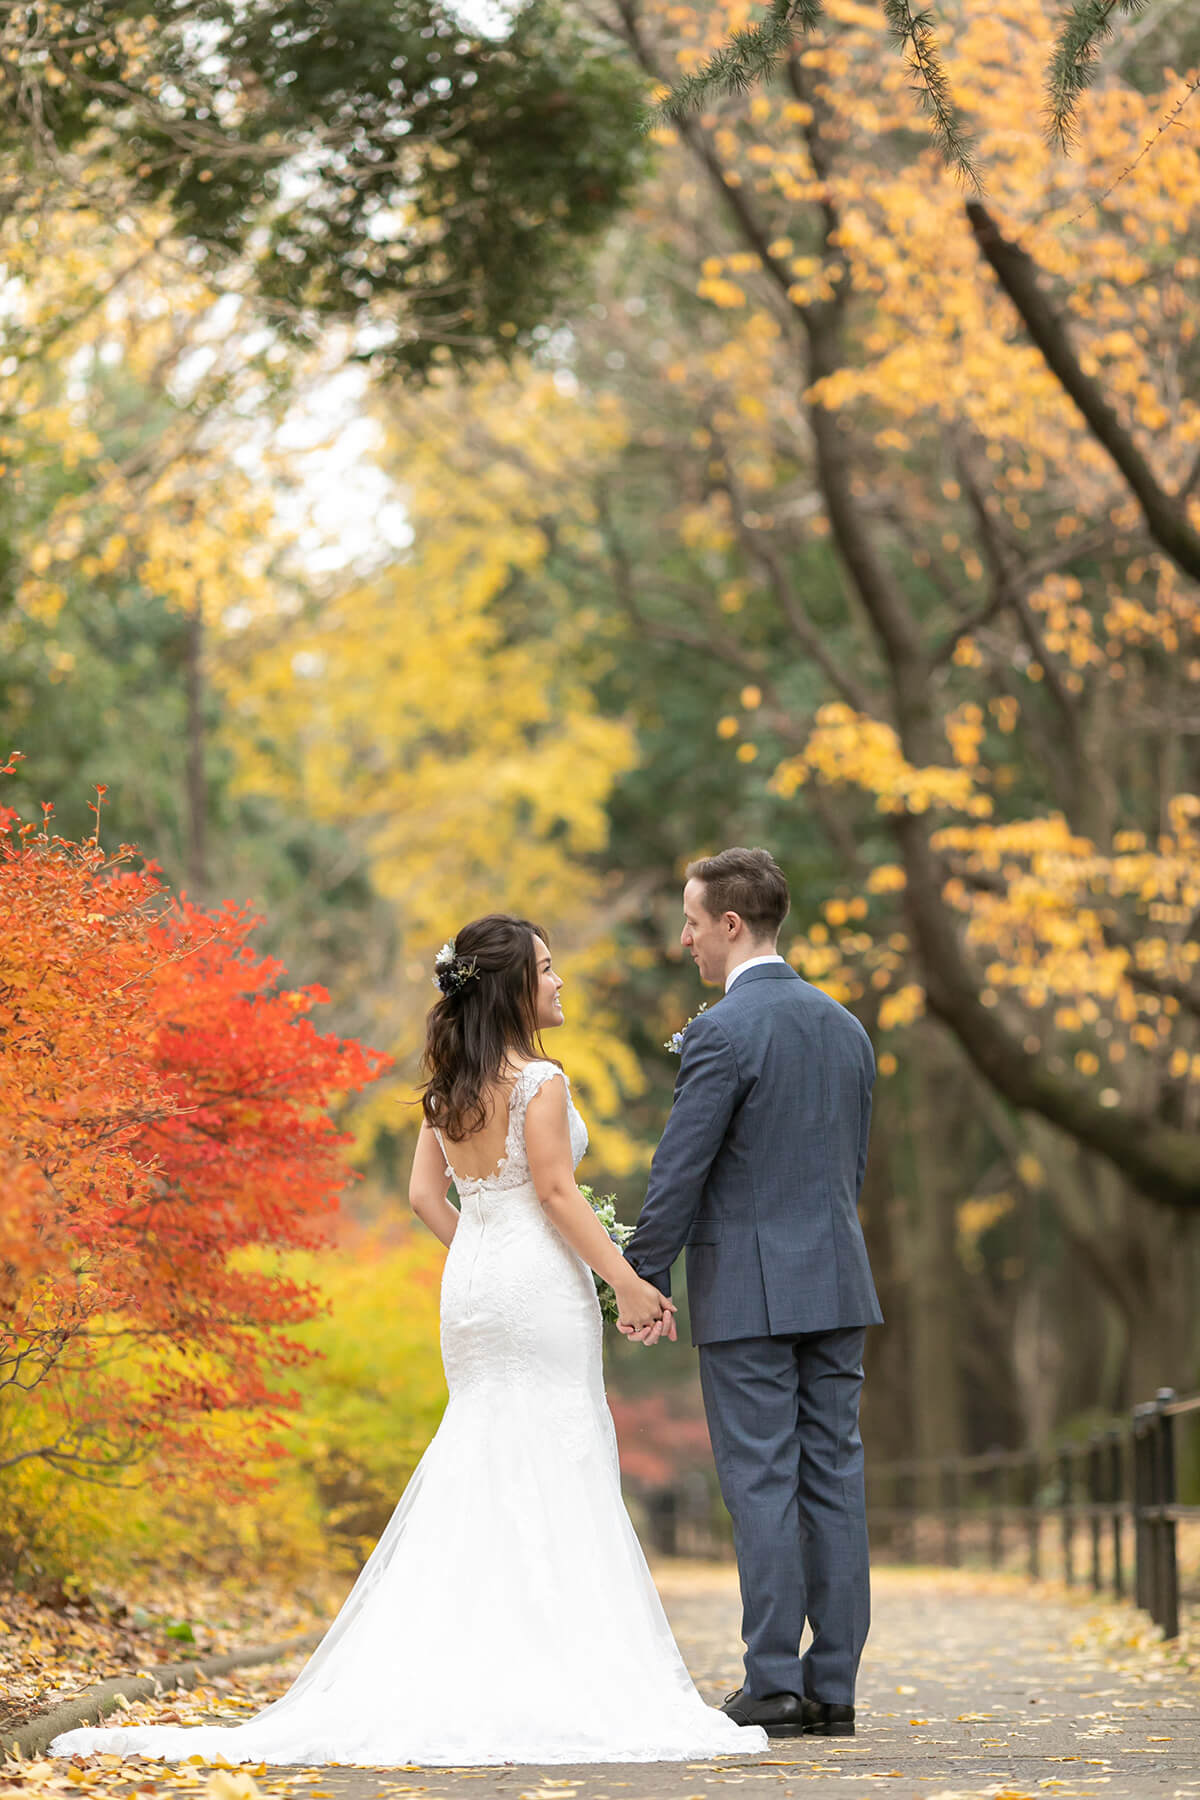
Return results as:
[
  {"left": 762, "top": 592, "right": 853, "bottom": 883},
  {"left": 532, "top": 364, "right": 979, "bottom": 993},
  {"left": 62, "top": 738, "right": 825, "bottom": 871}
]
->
[
  {"left": 1045, "top": 0, "right": 1151, "bottom": 153},
  {"left": 880, "top": 0, "right": 980, "bottom": 190},
  {"left": 1062, "top": 65, "right": 1200, "bottom": 219},
  {"left": 644, "top": 0, "right": 825, "bottom": 128}
]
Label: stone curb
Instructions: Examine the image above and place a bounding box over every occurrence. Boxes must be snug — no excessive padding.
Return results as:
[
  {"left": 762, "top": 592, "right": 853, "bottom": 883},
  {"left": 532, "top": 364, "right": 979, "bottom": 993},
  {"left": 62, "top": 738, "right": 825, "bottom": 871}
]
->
[{"left": 4, "top": 1630, "right": 323, "bottom": 1761}]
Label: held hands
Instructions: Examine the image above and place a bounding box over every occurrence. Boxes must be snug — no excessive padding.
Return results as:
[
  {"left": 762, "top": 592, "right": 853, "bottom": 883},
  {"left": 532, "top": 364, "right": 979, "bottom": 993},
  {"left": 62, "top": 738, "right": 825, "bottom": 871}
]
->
[
  {"left": 614, "top": 1272, "right": 677, "bottom": 1347},
  {"left": 623, "top": 1309, "right": 677, "bottom": 1346}
]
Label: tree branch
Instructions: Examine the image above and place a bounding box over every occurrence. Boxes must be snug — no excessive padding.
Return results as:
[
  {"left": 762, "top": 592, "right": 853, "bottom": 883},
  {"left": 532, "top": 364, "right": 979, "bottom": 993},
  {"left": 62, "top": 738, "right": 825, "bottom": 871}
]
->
[
  {"left": 968, "top": 200, "right": 1200, "bottom": 585},
  {"left": 594, "top": 479, "right": 809, "bottom": 751},
  {"left": 707, "top": 427, "right": 876, "bottom": 714},
  {"left": 898, "top": 814, "right": 1200, "bottom": 1207}
]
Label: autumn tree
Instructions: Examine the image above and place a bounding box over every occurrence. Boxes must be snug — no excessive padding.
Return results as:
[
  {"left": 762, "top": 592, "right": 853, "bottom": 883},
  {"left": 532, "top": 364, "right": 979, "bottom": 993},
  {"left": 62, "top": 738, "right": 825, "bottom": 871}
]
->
[
  {"left": 342, "top": 0, "right": 1200, "bottom": 1436},
  {"left": 599, "top": 0, "right": 1200, "bottom": 1403},
  {"left": 0, "top": 765, "right": 387, "bottom": 1510},
  {"left": 594, "top": 0, "right": 1200, "bottom": 1189},
  {"left": 11, "top": 0, "right": 1197, "bottom": 1487},
  {"left": 654, "top": 0, "right": 1200, "bottom": 191}
]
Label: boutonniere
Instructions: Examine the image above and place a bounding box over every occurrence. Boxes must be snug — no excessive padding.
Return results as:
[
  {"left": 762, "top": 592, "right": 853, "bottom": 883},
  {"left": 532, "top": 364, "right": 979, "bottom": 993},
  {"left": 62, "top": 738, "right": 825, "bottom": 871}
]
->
[{"left": 664, "top": 1002, "right": 708, "bottom": 1055}]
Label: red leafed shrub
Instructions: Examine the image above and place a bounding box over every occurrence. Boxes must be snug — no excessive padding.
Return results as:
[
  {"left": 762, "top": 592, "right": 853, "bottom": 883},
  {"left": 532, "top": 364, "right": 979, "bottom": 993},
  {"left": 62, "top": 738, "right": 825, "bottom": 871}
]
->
[
  {"left": 0, "top": 758, "right": 390, "bottom": 1495},
  {"left": 608, "top": 1389, "right": 714, "bottom": 1490}
]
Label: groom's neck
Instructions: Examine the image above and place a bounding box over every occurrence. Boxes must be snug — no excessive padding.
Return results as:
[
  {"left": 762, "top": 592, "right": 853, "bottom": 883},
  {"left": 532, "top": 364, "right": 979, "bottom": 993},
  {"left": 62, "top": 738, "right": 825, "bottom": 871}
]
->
[{"left": 721, "top": 939, "right": 779, "bottom": 985}]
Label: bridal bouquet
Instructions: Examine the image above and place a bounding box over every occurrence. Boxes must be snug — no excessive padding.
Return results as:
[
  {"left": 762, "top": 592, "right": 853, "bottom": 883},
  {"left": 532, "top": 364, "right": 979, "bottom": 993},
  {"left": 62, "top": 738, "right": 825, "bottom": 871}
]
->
[{"left": 580, "top": 1184, "right": 634, "bottom": 1324}]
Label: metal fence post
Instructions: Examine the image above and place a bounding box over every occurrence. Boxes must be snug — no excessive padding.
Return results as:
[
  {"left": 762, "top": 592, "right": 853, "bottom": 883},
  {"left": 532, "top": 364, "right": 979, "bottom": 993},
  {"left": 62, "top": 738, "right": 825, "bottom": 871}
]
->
[
  {"left": 1087, "top": 1435, "right": 1103, "bottom": 1593},
  {"left": 1060, "top": 1448, "right": 1075, "bottom": 1586},
  {"left": 1154, "top": 1389, "right": 1180, "bottom": 1640},
  {"left": 1025, "top": 1451, "right": 1040, "bottom": 1580},
  {"left": 863, "top": 1385, "right": 1196, "bottom": 1634},
  {"left": 1108, "top": 1428, "right": 1124, "bottom": 1599},
  {"left": 649, "top": 1487, "right": 678, "bottom": 1557},
  {"left": 988, "top": 1463, "right": 1004, "bottom": 1569},
  {"left": 942, "top": 1459, "right": 960, "bottom": 1567},
  {"left": 1133, "top": 1401, "right": 1153, "bottom": 1615},
  {"left": 899, "top": 1467, "right": 917, "bottom": 1564}
]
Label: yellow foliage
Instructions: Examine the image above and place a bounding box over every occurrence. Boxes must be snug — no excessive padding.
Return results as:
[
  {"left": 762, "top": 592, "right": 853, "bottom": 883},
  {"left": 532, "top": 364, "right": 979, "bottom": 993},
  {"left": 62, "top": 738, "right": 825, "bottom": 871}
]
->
[
  {"left": 878, "top": 984, "right": 926, "bottom": 1033},
  {"left": 867, "top": 864, "right": 908, "bottom": 894},
  {"left": 614, "top": 4, "right": 1200, "bottom": 1120},
  {"left": 957, "top": 1192, "right": 1015, "bottom": 1270},
  {"left": 771, "top": 705, "right": 979, "bottom": 814},
  {"left": 697, "top": 277, "right": 747, "bottom": 309},
  {"left": 220, "top": 363, "right": 642, "bottom": 1170},
  {"left": 0, "top": 188, "right": 316, "bottom": 718},
  {"left": 1, "top": 1222, "right": 448, "bottom": 1588},
  {"left": 1, "top": 188, "right": 647, "bottom": 1185}
]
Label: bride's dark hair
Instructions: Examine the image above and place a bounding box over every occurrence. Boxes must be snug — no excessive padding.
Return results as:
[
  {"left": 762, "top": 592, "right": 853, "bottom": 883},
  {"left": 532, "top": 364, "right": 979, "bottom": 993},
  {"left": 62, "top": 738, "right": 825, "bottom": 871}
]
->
[{"left": 420, "top": 913, "right": 554, "bottom": 1141}]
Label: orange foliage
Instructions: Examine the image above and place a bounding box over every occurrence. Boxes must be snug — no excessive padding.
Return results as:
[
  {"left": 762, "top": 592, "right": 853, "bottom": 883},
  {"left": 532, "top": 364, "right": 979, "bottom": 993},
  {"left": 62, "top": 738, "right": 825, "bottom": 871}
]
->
[{"left": 0, "top": 756, "right": 389, "bottom": 1493}]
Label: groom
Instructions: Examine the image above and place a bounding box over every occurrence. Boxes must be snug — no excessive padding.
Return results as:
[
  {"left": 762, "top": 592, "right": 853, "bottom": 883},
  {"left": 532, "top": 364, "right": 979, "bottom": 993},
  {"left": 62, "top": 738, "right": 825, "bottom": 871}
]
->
[{"left": 624, "top": 846, "right": 882, "bottom": 1739}]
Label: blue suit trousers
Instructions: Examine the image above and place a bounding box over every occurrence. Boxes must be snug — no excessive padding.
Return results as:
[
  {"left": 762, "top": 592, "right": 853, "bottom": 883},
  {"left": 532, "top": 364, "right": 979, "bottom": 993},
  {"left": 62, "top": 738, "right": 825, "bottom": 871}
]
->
[{"left": 698, "top": 1327, "right": 870, "bottom": 1706}]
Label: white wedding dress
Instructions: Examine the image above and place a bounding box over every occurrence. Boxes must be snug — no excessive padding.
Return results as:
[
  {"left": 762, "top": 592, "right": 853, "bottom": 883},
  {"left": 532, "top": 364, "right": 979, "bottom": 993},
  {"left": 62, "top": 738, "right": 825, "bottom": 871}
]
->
[{"left": 51, "top": 1062, "right": 767, "bottom": 1768}]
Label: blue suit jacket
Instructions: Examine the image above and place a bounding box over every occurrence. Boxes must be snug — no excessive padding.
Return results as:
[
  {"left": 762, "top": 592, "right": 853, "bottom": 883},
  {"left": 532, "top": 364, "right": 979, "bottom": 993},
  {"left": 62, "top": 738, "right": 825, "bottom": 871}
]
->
[{"left": 626, "top": 963, "right": 883, "bottom": 1346}]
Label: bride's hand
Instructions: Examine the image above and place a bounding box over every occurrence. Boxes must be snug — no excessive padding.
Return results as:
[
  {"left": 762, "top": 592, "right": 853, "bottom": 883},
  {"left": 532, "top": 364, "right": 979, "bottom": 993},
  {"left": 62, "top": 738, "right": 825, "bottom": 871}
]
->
[
  {"left": 614, "top": 1272, "right": 677, "bottom": 1336},
  {"left": 623, "top": 1307, "right": 678, "bottom": 1347}
]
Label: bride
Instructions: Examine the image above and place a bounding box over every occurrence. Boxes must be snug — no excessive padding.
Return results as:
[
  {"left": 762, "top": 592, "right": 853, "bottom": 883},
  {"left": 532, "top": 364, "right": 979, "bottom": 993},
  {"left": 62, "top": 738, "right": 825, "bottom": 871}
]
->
[{"left": 51, "top": 914, "right": 768, "bottom": 1767}]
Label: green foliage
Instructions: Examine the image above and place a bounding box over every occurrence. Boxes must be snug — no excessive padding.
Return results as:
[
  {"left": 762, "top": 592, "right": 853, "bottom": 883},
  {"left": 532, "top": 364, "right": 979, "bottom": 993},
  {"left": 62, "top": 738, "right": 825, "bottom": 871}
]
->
[
  {"left": 3, "top": 1, "right": 645, "bottom": 369},
  {"left": 648, "top": 0, "right": 823, "bottom": 125},
  {"left": 879, "top": 0, "right": 977, "bottom": 187},
  {"left": 1044, "top": 0, "right": 1151, "bottom": 150}
]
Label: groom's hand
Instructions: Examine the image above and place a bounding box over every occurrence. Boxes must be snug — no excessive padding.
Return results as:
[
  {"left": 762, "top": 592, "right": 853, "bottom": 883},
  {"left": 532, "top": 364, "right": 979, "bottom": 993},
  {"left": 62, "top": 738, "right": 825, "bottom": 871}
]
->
[
  {"left": 615, "top": 1271, "right": 674, "bottom": 1335},
  {"left": 632, "top": 1307, "right": 678, "bottom": 1346},
  {"left": 618, "top": 1290, "right": 678, "bottom": 1346}
]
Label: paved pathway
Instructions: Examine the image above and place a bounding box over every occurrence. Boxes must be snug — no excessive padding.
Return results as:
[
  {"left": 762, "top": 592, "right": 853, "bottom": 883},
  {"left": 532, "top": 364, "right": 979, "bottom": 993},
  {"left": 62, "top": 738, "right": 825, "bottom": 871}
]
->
[{"left": 43, "top": 1566, "right": 1200, "bottom": 1800}]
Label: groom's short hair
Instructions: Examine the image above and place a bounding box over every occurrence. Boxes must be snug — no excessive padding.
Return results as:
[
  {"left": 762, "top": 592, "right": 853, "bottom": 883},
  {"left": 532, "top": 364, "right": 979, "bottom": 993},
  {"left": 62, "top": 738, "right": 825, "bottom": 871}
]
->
[{"left": 687, "top": 846, "right": 790, "bottom": 939}]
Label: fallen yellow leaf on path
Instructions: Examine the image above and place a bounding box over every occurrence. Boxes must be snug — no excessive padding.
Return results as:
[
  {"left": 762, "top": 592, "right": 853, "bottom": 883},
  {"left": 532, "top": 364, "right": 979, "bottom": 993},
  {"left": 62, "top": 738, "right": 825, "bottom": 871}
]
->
[{"left": 203, "top": 1771, "right": 263, "bottom": 1800}]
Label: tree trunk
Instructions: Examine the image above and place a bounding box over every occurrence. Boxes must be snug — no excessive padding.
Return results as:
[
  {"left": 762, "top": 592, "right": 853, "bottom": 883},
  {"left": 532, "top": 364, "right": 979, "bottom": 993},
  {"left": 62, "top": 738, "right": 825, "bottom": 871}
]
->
[
  {"left": 858, "top": 1105, "right": 911, "bottom": 1464},
  {"left": 896, "top": 1053, "right": 965, "bottom": 1469},
  {"left": 184, "top": 600, "right": 207, "bottom": 897}
]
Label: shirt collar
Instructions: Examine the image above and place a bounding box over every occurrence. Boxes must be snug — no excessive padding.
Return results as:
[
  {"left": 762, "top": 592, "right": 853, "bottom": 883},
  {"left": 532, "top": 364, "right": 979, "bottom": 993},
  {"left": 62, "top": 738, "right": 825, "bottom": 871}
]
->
[{"left": 725, "top": 952, "right": 787, "bottom": 993}]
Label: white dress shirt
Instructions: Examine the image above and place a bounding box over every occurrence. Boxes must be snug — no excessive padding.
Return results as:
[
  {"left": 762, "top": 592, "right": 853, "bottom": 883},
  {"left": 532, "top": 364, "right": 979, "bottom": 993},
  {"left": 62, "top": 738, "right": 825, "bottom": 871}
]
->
[{"left": 725, "top": 952, "right": 787, "bottom": 993}]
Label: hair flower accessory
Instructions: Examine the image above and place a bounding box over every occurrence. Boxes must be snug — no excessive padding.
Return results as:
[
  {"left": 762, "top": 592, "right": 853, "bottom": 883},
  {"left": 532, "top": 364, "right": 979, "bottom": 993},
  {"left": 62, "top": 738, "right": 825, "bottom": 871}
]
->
[{"left": 433, "top": 940, "right": 481, "bottom": 996}]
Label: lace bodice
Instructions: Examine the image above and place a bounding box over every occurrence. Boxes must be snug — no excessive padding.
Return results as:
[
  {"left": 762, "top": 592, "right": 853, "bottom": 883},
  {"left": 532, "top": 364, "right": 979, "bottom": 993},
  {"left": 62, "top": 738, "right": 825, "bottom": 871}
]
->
[{"left": 432, "top": 1059, "right": 587, "bottom": 1198}]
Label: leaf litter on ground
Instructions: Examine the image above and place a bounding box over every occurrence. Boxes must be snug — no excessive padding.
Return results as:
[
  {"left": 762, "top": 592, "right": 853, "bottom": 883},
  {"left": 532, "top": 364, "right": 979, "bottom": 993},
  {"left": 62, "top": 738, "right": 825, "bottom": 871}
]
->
[
  {"left": 3, "top": 1564, "right": 1197, "bottom": 1800},
  {"left": 0, "top": 1571, "right": 345, "bottom": 1741}
]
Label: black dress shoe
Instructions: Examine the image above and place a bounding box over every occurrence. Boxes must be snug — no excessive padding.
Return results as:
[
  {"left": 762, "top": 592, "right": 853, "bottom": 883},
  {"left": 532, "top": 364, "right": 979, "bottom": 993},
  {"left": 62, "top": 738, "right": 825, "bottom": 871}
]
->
[
  {"left": 801, "top": 1697, "right": 855, "bottom": 1736},
  {"left": 719, "top": 1688, "right": 806, "bottom": 1737}
]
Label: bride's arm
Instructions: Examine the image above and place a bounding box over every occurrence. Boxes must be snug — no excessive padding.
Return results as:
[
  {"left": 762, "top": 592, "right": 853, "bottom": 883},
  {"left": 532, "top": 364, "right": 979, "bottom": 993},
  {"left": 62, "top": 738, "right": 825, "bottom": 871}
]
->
[
  {"left": 524, "top": 1076, "right": 676, "bottom": 1337},
  {"left": 408, "top": 1122, "right": 459, "bottom": 1247}
]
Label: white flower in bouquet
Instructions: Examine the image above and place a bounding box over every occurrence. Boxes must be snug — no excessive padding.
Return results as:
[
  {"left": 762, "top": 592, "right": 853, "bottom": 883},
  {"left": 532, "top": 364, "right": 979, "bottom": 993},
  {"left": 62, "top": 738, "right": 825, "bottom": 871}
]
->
[{"left": 579, "top": 1183, "right": 634, "bottom": 1324}]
